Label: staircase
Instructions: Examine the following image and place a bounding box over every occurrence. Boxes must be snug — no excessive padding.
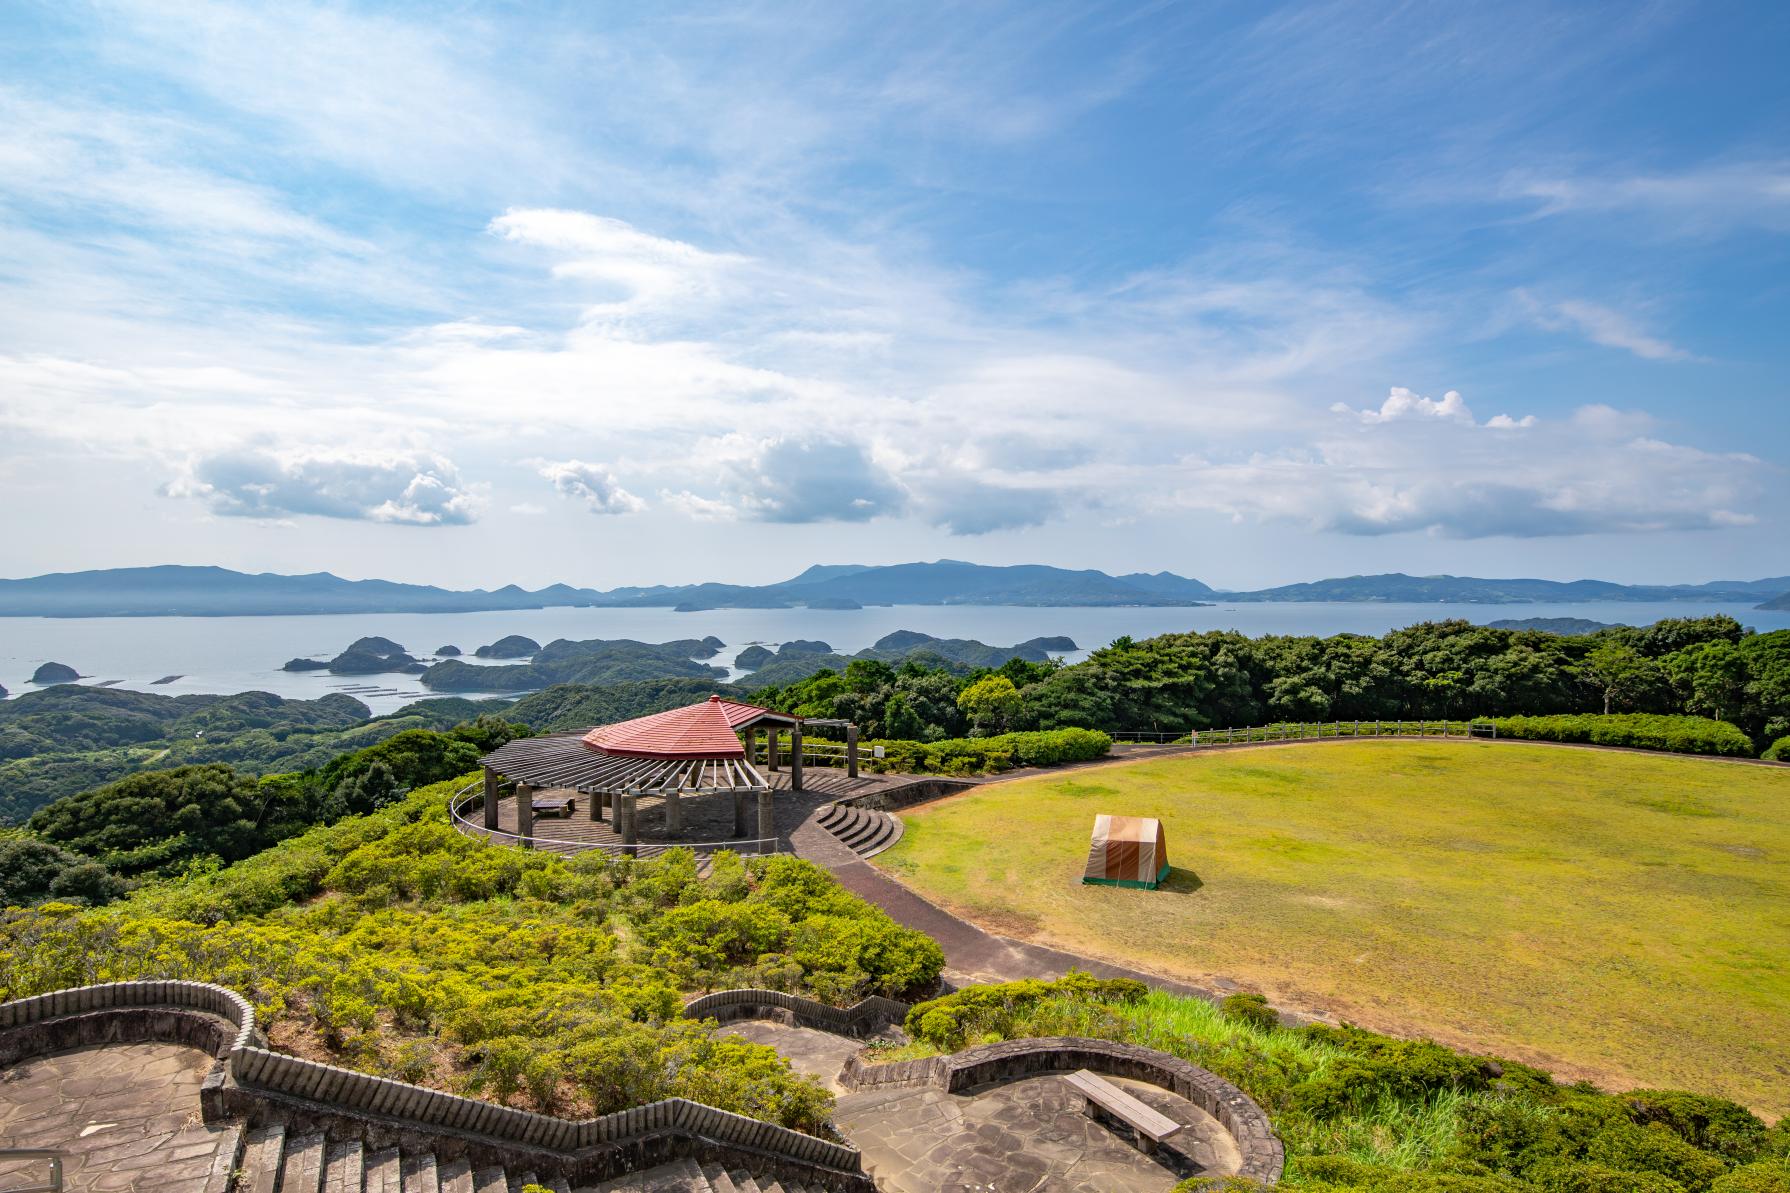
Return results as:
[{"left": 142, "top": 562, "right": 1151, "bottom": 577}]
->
[
  {"left": 812, "top": 803, "right": 902, "bottom": 859},
  {"left": 233, "top": 1125, "right": 845, "bottom": 1193}
]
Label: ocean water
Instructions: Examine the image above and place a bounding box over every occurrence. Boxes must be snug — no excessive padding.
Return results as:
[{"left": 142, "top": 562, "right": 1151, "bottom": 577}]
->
[{"left": 2, "top": 600, "right": 1785, "bottom": 716}]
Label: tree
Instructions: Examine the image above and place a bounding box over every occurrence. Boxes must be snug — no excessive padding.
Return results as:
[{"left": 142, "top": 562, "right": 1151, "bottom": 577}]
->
[
  {"left": 956, "top": 675, "right": 1022, "bottom": 735},
  {"left": 1585, "top": 642, "right": 1653, "bottom": 715},
  {"left": 26, "top": 763, "right": 269, "bottom": 876}
]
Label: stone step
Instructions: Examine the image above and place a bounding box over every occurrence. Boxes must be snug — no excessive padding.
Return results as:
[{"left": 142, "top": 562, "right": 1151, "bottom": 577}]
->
[
  {"left": 817, "top": 803, "right": 902, "bottom": 859},
  {"left": 323, "top": 1139, "right": 365, "bottom": 1193},
  {"left": 281, "top": 1130, "right": 329, "bottom": 1193},
  {"left": 364, "top": 1146, "right": 403, "bottom": 1193},
  {"left": 472, "top": 1167, "right": 510, "bottom": 1193},
  {"left": 237, "top": 1123, "right": 287, "bottom": 1193},
  {"left": 401, "top": 1151, "right": 441, "bottom": 1193},
  {"left": 703, "top": 1162, "right": 741, "bottom": 1193},
  {"left": 437, "top": 1157, "right": 475, "bottom": 1193}
]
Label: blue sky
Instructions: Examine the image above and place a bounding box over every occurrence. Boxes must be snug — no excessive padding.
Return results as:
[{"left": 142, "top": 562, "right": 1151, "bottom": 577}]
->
[{"left": 0, "top": 0, "right": 1785, "bottom": 589}]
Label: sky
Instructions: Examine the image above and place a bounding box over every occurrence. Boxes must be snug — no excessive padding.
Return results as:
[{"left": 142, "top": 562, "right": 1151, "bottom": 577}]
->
[{"left": 1, "top": 0, "right": 1786, "bottom": 591}]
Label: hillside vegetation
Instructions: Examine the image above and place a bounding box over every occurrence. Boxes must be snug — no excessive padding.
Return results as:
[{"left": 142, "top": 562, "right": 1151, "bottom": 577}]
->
[
  {"left": 878, "top": 741, "right": 1790, "bottom": 1117},
  {"left": 0, "top": 776, "right": 942, "bottom": 1130}
]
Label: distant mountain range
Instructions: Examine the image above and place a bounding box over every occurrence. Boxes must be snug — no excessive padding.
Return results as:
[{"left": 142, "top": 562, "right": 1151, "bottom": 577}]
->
[{"left": 0, "top": 562, "right": 1785, "bottom": 617}]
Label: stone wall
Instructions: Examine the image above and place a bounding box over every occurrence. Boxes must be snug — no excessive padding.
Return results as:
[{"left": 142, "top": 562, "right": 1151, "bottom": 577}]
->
[
  {"left": 684, "top": 989, "right": 909, "bottom": 1038},
  {"left": 835, "top": 777, "right": 974, "bottom": 813},
  {"left": 0, "top": 981, "right": 873, "bottom": 1190},
  {"left": 842, "top": 1035, "right": 1284, "bottom": 1185}
]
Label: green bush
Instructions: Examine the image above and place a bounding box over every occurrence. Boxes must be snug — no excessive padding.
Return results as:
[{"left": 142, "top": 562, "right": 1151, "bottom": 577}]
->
[
  {"left": 1487, "top": 715, "right": 1756, "bottom": 758},
  {"left": 1762, "top": 737, "right": 1790, "bottom": 762},
  {"left": 861, "top": 728, "right": 1111, "bottom": 776},
  {"left": 1220, "top": 992, "right": 1280, "bottom": 1031},
  {"left": 1712, "top": 1161, "right": 1790, "bottom": 1192},
  {"left": 903, "top": 971, "right": 1147, "bottom": 1050}
]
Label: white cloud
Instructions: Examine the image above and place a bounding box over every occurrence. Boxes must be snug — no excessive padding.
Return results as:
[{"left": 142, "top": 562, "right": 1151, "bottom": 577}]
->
[
  {"left": 1332, "top": 387, "right": 1534, "bottom": 429},
  {"left": 1501, "top": 162, "right": 1790, "bottom": 233},
  {"left": 683, "top": 434, "right": 909, "bottom": 524},
  {"left": 538, "top": 459, "right": 646, "bottom": 515},
  {"left": 923, "top": 479, "right": 1064, "bottom": 536},
  {"left": 1537, "top": 298, "right": 1690, "bottom": 362},
  {"left": 165, "top": 449, "right": 482, "bottom": 525},
  {"left": 1166, "top": 400, "right": 1760, "bottom": 539}
]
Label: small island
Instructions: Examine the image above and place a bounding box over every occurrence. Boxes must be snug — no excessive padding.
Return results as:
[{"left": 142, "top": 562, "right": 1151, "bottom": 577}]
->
[
  {"left": 733, "top": 645, "right": 775, "bottom": 670},
  {"left": 474, "top": 635, "right": 541, "bottom": 659},
  {"left": 281, "top": 658, "right": 330, "bottom": 672},
  {"left": 1484, "top": 617, "right": 1618, "bottom": 635},
  {"left": 30, "top": 662, "right": 80, "bottom": 685},
  {"left": 435, "top": 645, "right": 462, "bottom": 656}
]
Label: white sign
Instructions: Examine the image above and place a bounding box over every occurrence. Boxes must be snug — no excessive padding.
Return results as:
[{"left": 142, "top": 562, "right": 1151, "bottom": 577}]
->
[{"left": 873, "top": 745, "right": 886, "bottom": 759}]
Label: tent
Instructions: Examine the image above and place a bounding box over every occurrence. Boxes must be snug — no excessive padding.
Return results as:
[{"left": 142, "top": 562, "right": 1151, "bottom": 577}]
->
[{"left": 1082, "top": 814, "right": 1170, "bottom": 890}]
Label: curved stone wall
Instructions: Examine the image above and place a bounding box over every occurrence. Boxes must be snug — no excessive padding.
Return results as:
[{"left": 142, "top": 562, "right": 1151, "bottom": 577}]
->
[
  {"left": 842, "top": 1035, "right": 1284, "bottom": 1185},
  {"left": 683, "top": 989, "right": 909, "bottom": 1038}
]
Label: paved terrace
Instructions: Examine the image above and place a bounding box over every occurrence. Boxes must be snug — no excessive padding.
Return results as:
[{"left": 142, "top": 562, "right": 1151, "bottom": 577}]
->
[{"left": 467, "top": 768, "right": 925, "bottom": 855}]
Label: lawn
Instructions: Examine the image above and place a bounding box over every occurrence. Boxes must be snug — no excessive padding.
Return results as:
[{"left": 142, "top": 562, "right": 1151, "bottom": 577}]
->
[{"left": 876, "top": 739, "right": 1790, "bottom": 1116}]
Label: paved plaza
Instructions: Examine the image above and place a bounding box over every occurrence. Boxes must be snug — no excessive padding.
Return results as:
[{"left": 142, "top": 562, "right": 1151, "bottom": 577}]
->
[{"left": 0, "top": 1041, "right": 235, "bottom": 1192}]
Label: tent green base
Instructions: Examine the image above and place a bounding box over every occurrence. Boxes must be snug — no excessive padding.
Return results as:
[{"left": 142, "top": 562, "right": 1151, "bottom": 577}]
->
[{"left": 1082, "top": 864, "right": 1171, "bottom": 891}]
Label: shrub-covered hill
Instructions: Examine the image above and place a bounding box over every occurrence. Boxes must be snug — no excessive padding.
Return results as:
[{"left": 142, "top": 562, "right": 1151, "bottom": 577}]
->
[
  {"left": 889, "top": 976, "right": 1790, "bottom": 1193},
  {"left": 0, "top": 776, "right": 943, "bottom": 1131}
]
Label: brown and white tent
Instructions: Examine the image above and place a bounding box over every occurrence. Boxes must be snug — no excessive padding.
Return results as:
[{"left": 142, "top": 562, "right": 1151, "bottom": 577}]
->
[{"left": 1082, "top": 814, "right": 1170, "bottom": 889}]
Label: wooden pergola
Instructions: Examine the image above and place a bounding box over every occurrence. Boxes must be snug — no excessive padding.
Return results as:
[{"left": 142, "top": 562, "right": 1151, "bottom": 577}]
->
[{"left": 476, "top": 695, "right": 859, "bottom": 853}]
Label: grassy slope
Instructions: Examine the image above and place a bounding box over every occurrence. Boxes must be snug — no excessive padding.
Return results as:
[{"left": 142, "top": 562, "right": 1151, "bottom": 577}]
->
[{"left": 877, "top": 739, "right": 1790, "bottom": 1115}]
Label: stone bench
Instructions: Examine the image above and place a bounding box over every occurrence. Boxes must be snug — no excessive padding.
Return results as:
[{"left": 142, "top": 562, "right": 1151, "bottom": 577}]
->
[
  {"left": 1063, "top": 1069, "right": 1184, "bottom": 1155},
  {"left": 531, "top": 795, "right": 576, "bottom": 818}
]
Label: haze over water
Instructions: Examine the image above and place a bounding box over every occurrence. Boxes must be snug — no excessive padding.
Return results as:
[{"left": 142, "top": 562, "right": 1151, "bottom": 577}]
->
[{"left": 4, "top": 601, "right": 1786, "bottom": 717}]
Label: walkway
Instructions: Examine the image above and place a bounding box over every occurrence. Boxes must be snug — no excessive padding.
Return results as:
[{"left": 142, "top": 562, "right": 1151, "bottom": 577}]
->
[{"left": 0, "top": 1041, "right": 237, "bottom": 1191}]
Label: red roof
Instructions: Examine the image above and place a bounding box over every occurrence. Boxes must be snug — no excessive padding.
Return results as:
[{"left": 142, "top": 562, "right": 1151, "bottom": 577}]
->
[
  {"left": 715, "top": 699, "right": 795, "bottom": 730},
  {"left": 582, "top": 695, "right": 747, "bottom": 759}
]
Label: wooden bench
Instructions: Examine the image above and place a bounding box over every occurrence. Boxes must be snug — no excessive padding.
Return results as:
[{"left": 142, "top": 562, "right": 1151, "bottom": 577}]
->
[
  {"left": 531, "top": 795, "right": 576, "bottom": 818},
  {"left": 1062, "top": 1069, "right": 1185, "bottom": 1155}
]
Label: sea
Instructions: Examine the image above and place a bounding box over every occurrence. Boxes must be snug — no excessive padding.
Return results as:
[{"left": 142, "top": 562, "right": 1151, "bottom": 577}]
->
[{"left": 3, "top": 601, "right": 1787, "bottom": 717}]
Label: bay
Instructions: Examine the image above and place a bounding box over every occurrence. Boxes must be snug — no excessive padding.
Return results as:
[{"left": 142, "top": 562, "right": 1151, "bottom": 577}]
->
[{"left": 2, "top": 600, "right": 1786, "bottom": 716}]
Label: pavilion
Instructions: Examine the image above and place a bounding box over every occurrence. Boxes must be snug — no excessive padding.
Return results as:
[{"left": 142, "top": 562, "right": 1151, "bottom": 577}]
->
[{"left": 474, "top": 695, "right": 862, "bottom": 854}]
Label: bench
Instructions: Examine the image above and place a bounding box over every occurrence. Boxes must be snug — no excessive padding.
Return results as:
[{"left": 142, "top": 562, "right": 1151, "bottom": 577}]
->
[
  {"left": 1062, "top": 1069, "right": 1185, "bottom": 1155},
  {"left": 530, "top": 795, "right": 576, "bottom": 818}
]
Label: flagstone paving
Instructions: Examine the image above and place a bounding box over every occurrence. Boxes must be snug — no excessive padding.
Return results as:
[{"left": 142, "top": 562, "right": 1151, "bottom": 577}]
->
[
  {"left": 833, "top": 1072, "right": 1240, "bottom": 1193},
  {"left": 0, "top": 1041, "right": 235, "bottom": 1192}
]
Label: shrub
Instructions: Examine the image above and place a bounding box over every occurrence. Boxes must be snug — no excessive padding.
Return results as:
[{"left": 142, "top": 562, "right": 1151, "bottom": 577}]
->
[
  {"left": 1583, "top": 1124, "right": 1729, "bottom": 1191},
  {"left": 1762, "top": 737, "right": 1790, "bottom": 762},
  {"left": 1625, "top": 1090, "right": 1770, "bottom": 1164},
  {"left": 1713, "top": 1162, "right": 1790, "bottom": 1192},
  {"left": 1220, "top": 992, "right": 1280, "bottom": 1031},
  {"left": 1486, "top": 715, "right": 1755, "bottom": 758},
  {"left": 903, "top": 971, "right": 1147, "bottom": 1050},
  {"left": 860, "top": 728, "right": 1110, "bottom": 776}
]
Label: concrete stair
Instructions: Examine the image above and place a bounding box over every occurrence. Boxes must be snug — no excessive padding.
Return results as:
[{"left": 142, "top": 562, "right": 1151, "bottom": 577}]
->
[
  {"left": 231, "top": 1126, "right": 847, "bottom": 1192},
  {"left": 813, "top": 803, "right": 903, "bottom": 859}
]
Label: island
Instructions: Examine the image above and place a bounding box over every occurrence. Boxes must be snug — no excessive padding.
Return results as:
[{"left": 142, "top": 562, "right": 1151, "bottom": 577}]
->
[
  {"left": 435, "top": 645, "right": 462, "bottom": 656},
  {"left": 1484, "top": 617, "right": 1619, "bottom": 635},
  {"left": 29, "top": 662, "right": 80, "bottom": 685},
  {"left": 474, "top": 635, "right": 541, "bottom": 659},
  {"left": 281, "top": 658, "right": 330, "bottom": 672}
]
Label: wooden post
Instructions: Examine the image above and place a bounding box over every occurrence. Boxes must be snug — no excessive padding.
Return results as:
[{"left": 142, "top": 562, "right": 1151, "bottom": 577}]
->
[
  {"left": 757, "top": 789, "right": 775, "bottom": 854},
  {"left": 742, "top": 726, "right": 757, "bottom": 767},
  {"left": 791, "top": 721, "right": 804, "bottom": 793},
  {"left": 846, "top": 724, "right": 859, "bottom": 778},
  {"left": 516, "top": 782, "right": 534, "bottom": 849},
  {"left": 482, "top": 766, "right": 499, "bottom": 830},
  {"left": 767, "top": 727, "right": 780, "bottom": 771}
]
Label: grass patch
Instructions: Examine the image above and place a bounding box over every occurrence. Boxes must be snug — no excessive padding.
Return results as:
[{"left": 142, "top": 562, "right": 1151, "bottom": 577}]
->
[{"left": 880, "top": 740, "right": 1790, "bottom": 1116}]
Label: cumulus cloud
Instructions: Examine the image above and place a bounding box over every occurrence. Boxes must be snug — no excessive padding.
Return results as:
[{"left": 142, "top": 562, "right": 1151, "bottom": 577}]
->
[
  {"left": 165, "top": 449, "right": 481, "bottom": 525},
  {"left": 680, "top": 434, "right": 908, "bottom": 524},
  {"left": 1169, "top": 400, "right": 1760, "bottom": 539},
  {"left": 538, "top": 459, "right": 646, "bottom": 515},
  {"left": 1332, "top": 387, "right": 1535, "bottom": 428},
  {"left": 923, "top": 479, "right": 1064, "bottom": 536}
]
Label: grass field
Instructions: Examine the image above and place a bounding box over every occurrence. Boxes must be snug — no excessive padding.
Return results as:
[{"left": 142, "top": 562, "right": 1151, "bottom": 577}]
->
[{"left": 876, "top": 739, "right": 1790, "bottom": 1115}]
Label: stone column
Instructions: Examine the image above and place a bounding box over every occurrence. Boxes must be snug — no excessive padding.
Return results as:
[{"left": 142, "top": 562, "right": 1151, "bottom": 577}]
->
[
  {"left": 516, "top": 782, "right": 534, "bottom": 849},
  {"left": 790, "top": 721, "right": 804, "bottom": 793},
  {"left": 590, "top": 788, "right": 603, "bottom": 823},
  {"left": 620, "top": 789, "right": 639, "bottom": 855},
  {"left": 742, "top": 727, "right": 757, "bottom": 768},
  {"left": 733, "top": 791, "right": 750, "bottom": 838},
  {"left": 665, "top": 787, "right": 683, "bottom": 835},
  {"left": 482, "top": 766, "right": 500, "bottom": 830},
  {"left": 846, "top": 724, "right": 860, "bottom": 778},
  {"left": 757, "top": 789, "right": 775, "bottom": 854},
  {"left": 766, "top": 727, "right": 780, "bottom": 771}
]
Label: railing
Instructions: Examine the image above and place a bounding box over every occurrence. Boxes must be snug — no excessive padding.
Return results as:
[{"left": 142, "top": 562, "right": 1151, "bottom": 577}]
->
[
  {"left": 1191, "top": 719, "right": 1487, "bottom": 745},
  {"left": 447, "top": 784, "right": 784, "bottom": 858},
  {"left": 0, "top": 1150, "right": 62, "bottom": 1193}
]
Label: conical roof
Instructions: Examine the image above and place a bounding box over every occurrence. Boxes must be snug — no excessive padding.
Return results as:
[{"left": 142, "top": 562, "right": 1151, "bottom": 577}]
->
[{"left": 581, "top": 695, "right": 748, "bottom": 759}]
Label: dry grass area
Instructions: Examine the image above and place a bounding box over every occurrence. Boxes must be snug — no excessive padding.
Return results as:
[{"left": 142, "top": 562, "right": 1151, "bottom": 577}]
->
[{"left": 877, "top": 739, "right": 1790, "bottom": 1115}]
